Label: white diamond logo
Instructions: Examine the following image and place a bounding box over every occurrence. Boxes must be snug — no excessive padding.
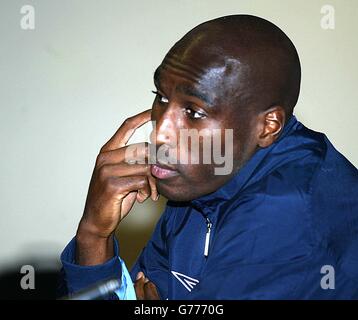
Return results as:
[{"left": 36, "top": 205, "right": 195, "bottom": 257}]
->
[{"left": 171, "top": 271, "right": 199, "bottom": 292}]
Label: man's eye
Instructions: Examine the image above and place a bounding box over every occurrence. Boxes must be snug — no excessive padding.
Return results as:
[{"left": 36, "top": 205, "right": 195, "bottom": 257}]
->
[
  {"left": 152, "top": 90, "right": 168, "bottom": 104},
  {"left": 185, "top": 108, "right": 206, "bottom": 119},
  {"left": 159, "top": 96, "right": 169, "bottom": 104}
]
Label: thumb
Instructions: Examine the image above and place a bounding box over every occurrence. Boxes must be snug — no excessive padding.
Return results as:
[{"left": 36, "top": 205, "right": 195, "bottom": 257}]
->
[{"left": 120, "top": 191, "right": 138, "bottom": 220}]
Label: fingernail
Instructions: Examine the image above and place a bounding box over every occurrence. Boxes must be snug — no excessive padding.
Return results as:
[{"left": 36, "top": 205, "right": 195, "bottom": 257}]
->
[
  {"left": 155, "top": 194, "right": 160, "bottom": 201},
  {"left": 136, "top": 272, "right": 144, "bottom": 280}
]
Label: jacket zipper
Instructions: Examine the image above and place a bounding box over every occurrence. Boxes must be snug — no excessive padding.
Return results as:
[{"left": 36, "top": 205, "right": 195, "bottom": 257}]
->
[{"left": 204, "top": 217, "right": 212, "bottom": 257}]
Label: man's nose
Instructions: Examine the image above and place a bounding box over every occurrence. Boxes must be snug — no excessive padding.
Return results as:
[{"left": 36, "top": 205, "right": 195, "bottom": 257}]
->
[{"left": 150, "top": 108, "right": 178, "bottom": 148}]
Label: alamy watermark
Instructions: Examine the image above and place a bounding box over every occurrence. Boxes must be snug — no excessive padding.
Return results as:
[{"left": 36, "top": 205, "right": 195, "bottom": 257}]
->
[
  {"left": 20, "top": 265, "right": 35, "bottom": 290},
  {"left": 125, "top": 123, "right": 234, "bottom": 175},
  {"left": 320, "top": 265, "right": 335, "bottom": 290},
  {"left": 20, "top": 5, "right": 35, "bottom": 30},
  {"left": 321, "top": 5, "right": 335, "bottom": 30}
]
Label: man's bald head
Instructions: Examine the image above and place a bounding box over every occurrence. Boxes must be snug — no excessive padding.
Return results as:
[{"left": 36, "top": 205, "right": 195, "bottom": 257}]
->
[
  {"left": 151, "top": 15, "right": 301, "bottom": 201},
  {"left": 161, "top": 14, "right": 301, "bottom": 119}
]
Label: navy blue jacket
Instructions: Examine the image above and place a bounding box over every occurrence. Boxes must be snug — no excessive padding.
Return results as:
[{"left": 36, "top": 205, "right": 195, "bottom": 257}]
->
[{"left": 60, "top": 115, "right": 358, "bottom": 299}]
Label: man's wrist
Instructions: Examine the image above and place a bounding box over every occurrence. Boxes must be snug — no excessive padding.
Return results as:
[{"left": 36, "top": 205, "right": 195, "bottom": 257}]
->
[{"left": 75, "top": 229, "right": 115, "bottom": 266}]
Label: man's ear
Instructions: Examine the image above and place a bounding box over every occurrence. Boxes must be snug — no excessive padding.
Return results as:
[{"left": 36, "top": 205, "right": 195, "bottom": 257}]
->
[{"left": 256, "top": 106, "right": 286, "bottom": 148}]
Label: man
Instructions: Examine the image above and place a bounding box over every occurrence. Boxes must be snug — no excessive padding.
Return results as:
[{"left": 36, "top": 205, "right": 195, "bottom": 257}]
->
[{"left": 60, "top": 15, "right": 358, "bottom": 299}]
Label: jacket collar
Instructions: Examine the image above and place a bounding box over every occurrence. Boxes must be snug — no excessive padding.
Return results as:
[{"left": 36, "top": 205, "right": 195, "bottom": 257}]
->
[{"left": 190, "top": 115, "right": 300, "bottom": 214}]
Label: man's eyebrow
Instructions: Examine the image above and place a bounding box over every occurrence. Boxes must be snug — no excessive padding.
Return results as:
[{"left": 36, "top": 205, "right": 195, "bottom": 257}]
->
[
  {"left": 176, "top": 84, "right": 214, "bottom": 107},
  {"left": 153, "top": 67, "right": 214, "bottom": 107}
]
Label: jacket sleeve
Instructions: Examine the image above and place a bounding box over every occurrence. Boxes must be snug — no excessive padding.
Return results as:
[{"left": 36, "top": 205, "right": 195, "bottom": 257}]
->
[
  {"left": 58, "top": 206, "right": 171, "bottom": 300},
  {"left": 58, "top": 236, "right": 125, "bottom": 299},
  {"left": 130, "top": 206, "right": 171, "bottom": 300}
]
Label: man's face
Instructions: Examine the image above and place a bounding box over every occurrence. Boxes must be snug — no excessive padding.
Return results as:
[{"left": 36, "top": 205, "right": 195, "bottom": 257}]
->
[{"left": 149, "top": 53, "right": 258, "bottom": 202}]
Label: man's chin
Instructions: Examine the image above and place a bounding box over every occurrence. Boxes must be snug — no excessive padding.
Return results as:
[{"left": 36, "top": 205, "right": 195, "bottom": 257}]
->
[{"left": 156, "top": 182, "right": 196, "bottom": 202}]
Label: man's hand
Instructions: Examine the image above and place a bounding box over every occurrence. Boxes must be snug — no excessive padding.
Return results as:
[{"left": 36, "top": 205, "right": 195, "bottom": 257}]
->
[
  {"left": 75, "top": 109, "right": 158, "bottom": 266},
  {"left": 134, "top": 272, "right": 160, "bottom": 300}
]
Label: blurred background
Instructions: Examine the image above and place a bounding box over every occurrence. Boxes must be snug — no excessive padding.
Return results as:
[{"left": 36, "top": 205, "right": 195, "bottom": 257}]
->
[{"left": 0, "top": 0, "right": 357, "bottom": 299}]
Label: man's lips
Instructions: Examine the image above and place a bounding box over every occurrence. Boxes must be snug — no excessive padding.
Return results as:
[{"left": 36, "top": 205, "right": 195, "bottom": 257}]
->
[{"left": 151, "top": 163, "right": 179, "bottom": 180}]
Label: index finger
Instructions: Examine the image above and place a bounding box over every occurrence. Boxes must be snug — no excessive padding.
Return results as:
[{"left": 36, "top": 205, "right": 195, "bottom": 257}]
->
[{"left": 101, "top": 109, "right": 152, "bottom": 152}]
